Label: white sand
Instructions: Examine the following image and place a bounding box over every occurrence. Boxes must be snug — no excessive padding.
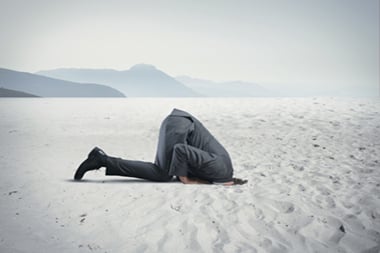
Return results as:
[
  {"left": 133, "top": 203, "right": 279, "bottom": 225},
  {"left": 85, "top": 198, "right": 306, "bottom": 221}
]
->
[{"left": 0, "top": 97, "right": 379, "bottom": 253}]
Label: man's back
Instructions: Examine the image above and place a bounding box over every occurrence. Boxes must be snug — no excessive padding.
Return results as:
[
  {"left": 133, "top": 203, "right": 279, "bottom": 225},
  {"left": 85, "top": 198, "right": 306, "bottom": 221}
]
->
[
  {"left": 154, "top": 108, "right": 233, "bottom": 173},
  {"left": 154, "top": 110, "right": 193, "bottom": 171}
]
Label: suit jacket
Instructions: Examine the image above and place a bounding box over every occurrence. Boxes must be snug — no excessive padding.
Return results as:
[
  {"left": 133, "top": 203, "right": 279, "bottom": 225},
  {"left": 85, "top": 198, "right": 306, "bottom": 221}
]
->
[{"left": 154, "top": 108, "right": 233, "bottom": 181}]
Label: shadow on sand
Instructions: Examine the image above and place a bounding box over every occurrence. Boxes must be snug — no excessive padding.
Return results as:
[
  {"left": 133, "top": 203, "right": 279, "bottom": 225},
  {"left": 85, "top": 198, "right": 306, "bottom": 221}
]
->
[{"left": 64, "top": 178, "right": 178, "bottom": 184}]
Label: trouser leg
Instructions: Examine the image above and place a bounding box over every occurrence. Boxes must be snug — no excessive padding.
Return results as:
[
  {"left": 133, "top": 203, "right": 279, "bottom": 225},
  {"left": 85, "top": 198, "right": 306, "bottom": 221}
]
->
[{"left": 105, "top": 156, "right": 172, "bottom": 182}]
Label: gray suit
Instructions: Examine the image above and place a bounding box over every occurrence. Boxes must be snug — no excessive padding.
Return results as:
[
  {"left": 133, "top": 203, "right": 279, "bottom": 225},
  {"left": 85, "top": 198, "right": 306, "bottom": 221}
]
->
[{"left": 105, "top": 108, "right": 234, "bottom": 183}]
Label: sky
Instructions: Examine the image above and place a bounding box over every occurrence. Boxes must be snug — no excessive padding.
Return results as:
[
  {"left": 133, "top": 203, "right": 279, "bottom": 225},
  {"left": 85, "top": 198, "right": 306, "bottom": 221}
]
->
[{"left": 0, "top": 0, "right": 379, "bottom": 96}]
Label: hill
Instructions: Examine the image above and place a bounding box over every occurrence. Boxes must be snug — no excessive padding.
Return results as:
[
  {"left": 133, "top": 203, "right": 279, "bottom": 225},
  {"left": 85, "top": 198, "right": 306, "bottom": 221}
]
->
[
  {"left": 0, "top": 68, "right": 125, "bottom": 97},
  {"left": 0, "top": 87, "right": 39, "bottom": 97}
]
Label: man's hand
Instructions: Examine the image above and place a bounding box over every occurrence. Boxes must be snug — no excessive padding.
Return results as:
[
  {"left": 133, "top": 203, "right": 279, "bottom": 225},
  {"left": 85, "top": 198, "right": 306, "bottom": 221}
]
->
[
  {"left": 179, "top": 176, "right": 210, "bottom": 184},
  {"left": 233, "top": 178, "right": 248, "bottom": 185},
  {"left": 221, "top": 178, "right": 248, "bottom": 186}
]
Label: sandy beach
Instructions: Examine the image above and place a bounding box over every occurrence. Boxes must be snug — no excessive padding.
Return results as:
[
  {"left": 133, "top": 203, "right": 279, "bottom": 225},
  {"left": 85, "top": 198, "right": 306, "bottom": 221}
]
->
[{"left": 0, "top": 97, "right": 379, "bottom": 253}]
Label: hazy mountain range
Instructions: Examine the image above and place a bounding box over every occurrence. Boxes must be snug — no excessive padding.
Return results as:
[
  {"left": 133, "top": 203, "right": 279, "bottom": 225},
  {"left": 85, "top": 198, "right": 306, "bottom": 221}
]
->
[
  {"left": 176, "top": 76, "right": 278, "bottom": 97},
  {"left": 0, "top": 68, "right": 125, "bottom": 97},
  {"left": 1, "top": 65, "right": 376, "bottom": 98},
  {"left": 37, "top": 64, "right": 279, "bottom": 97},
  {"left": 1, "top": 64, "right": 279, "bottom": 97},
  {"left": 37, "top": 64, "right": 201, "bottom": 97}
]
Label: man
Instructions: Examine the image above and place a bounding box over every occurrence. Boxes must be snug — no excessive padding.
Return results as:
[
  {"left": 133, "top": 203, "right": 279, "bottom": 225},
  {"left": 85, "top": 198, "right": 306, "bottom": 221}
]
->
[{"left": 74, "top": 108, "right": 247, "bottom": 185}]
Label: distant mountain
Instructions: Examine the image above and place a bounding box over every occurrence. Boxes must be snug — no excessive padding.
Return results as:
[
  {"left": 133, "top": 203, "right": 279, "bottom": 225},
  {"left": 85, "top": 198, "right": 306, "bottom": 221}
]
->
[
  {"left": 0, "top": 68, "right": 125, "bottom": 97},
  {"left": 37, "top": 64, "right": 200, "bottom": 97},
  {"left": 0, "top": 87, "right": 39, "bottom": 97},
  {"left": 176, "top": 76, "right": 279, "bottom": 97}
]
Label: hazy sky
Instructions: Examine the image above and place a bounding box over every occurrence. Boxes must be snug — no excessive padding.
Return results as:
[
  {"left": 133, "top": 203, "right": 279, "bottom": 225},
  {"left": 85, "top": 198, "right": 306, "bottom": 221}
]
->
[{"left": 0, "top": 0, "right": 379, "bottom": 95}]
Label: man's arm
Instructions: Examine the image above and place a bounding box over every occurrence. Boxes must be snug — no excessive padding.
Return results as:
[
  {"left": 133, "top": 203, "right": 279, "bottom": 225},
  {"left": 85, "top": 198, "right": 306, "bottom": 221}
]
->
[{"left": 178, "top": 176, "right": 210, "bottom": 184}]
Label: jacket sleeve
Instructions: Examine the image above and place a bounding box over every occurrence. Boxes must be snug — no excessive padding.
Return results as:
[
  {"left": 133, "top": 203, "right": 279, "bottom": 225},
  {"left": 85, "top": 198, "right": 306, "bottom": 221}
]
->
[{"left": 168, "top": 143, "right": 217, "bottom": 178}]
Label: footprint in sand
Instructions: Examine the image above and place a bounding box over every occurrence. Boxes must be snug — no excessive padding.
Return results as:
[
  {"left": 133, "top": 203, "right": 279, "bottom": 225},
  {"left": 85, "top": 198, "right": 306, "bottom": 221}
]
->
[
  {"left": 316, "top": 185, "right": 331, "bottom": 196},
  {"left": 290, "top": 164, "right": 305, "bottom": 171},
  {"left": 259, "top": 237, "right": 288, "bottom": 252},
  {"left": 315, "top": 194, "right": 336, "bottom": 208},
  {"left": 298, "top": 184, "right": 306, "bottom": 192},
  {"left": 300, "top": 216, "right": 345, "bottom": 244},
  {"left": 170, "top": 204, "right": 182, "bottom": 212},
  {"left": 343, "top": 214, "right": 366, "bottom": 231},
  {"left": 342, "top": 200, "right": 362, "bottom": 214},
  {"left": 272, "top": 200, "right": 295, "bottom": 213}
]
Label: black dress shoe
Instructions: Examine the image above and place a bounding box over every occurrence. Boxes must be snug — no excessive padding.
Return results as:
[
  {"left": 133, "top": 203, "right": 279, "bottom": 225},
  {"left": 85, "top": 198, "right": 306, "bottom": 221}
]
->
[
  {"left": 88, "top": 146, "right": 107, "bottom": 159},
  {"left": 74, "top": 147, "right": 108, "bottom": 180}
]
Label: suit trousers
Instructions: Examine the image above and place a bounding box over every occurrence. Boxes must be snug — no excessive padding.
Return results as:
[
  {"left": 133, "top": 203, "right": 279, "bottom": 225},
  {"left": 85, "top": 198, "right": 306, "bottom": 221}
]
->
[
  {"left": 105, "top": 157, "right": 172, "bottom": 182},
  {"left": 105, "top": 143, "right": 231, "bottom": 182}
]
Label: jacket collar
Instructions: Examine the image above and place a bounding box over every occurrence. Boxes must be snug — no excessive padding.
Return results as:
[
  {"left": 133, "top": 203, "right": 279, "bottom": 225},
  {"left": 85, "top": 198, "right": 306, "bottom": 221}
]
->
[{"left": 170, "top": 108, "right": 192, "bottom": 117}]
